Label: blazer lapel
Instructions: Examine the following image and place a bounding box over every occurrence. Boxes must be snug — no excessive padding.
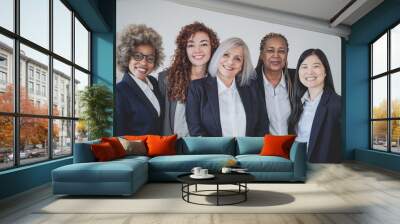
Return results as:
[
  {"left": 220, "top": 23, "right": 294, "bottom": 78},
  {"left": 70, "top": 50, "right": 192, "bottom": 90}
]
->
[
  {"left": 206, "top": 77, "right": 222, "bottom": 136},
  {"left": 123, "top": 73, "right": 159, "bottom": 118},
  {"left": 307, "top": 89, "right": 331, "bottom": 159},
  {"left": 237, "top": 80, "right": 252, "bottom": 136}
]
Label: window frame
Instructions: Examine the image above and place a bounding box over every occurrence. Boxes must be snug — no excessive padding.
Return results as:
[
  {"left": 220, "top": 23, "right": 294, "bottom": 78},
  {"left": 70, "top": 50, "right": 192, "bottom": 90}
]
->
[
  {"left": 0, "top": 0, "right": 92, "bottom": 171},
  {"left": 370, "top": 20, "right": 400, "bottom": 154}
]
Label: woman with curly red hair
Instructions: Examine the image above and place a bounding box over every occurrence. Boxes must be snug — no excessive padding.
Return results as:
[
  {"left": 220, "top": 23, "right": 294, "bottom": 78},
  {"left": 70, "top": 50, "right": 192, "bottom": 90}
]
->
[{"left": 158, "top": 22, "right": 219, "bottom": 137}]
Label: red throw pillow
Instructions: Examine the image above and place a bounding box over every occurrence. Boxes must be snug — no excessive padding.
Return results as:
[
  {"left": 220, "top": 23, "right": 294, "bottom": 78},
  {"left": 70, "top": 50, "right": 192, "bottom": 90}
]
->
[
  {"left": 91, "top": 142, "right": 117, "bottom": 161},
  {"left": 259, "top": 135, "right": 296, "bottom": 159},
  {"left": 101, "top": 137, "right": 126, "bottom": 158},
  {"left": 146, "top": 135, "right": 177, "bottom": 157}
]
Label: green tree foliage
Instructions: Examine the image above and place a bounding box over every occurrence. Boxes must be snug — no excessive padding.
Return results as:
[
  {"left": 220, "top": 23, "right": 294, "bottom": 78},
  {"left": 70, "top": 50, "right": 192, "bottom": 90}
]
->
[{"left": 79, "top": 84, "right": 113, "bottom": 140}]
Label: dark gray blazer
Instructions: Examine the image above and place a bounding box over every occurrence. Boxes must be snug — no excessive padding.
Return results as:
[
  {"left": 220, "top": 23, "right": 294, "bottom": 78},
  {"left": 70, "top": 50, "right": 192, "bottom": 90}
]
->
[{"left": 158, "top": 70, "right": 176, "bottom": 135}]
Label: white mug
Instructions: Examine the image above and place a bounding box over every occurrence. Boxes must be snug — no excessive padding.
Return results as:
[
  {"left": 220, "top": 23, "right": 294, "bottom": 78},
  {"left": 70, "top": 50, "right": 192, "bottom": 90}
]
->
[
  {"left": 191, "top": 167, "right": 202, "bottom": 176},
  {"left": 199, "top": 169, "right": 208, "bottom": 176},
  {"left": 221, "top": 167, "right": 232, "bottom": 174}
]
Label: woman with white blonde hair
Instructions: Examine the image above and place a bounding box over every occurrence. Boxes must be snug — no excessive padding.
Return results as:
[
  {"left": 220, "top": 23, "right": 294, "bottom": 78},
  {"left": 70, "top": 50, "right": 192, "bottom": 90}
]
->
[{"left": 186, "top": 37, "right": 267, "bottom": 137}]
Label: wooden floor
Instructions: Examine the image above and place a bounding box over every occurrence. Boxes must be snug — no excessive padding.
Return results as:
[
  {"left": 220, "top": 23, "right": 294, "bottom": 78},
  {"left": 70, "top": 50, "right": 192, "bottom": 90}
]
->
[{"left": 1, "top": 162, "right": 400, "bottom": 224}]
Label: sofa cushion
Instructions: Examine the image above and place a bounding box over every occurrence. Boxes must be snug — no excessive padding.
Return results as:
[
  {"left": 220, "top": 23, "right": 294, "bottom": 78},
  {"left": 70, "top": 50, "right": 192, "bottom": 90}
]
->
[
  {"left": 260, "top": 135, "right": 296, "bottom": 159},
  {"left": 236, "top": 137, "right": 263, "bottom": 155},
  {"left": 52, "top": 159, "right": 146, "bottom": 183},
  {"left": 236, "top": 155, "right": 293, "bottom": 172},
  {"left": 74, "top": 140, "right": 100, "bottom": 163},
  {"left": 101, "top": 137, "right": 127, "bottom": 158},
  {"left": 91, "top": 142, "right": 118, "bottom": 161},
  {"left": 118, "top": 137, "right": 147, "bottom": 156},
  {"left": 147, "top": 135, "right": 177, "bottom": 157},
  {"left": 180, "top": 137, "right": 235, "bottom": 155},
  {"left": 148, "top": 154, "right": 235, "bottom": 172}
]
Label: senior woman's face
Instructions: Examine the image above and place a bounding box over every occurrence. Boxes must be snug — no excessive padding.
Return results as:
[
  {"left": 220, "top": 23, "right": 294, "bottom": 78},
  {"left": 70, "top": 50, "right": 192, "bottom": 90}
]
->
[
  {"left": 186, "top": 31, "right": 212, "bottom": 67},
  {"left": 217, "top": 46, "right": 244, "bottom": 81},
  {"left": 261, "top": 37, "right": 288, "bottom": 73},
  {"left": 299, "top": 54, "right": 326, "bottom": 90},
  {"left": 128, "top": 44, "right": 155, "bottom": 80}
]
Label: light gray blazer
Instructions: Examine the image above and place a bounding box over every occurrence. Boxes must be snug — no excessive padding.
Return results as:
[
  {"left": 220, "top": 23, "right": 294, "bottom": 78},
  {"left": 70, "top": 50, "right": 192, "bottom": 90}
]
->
[{"left": 158, "top": 70, "right": 177, "bottom": 135}]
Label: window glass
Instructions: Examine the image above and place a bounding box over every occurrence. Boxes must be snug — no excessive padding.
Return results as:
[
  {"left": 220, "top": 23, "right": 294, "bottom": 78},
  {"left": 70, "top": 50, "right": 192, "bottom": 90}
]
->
[
  {"left": 20, "top": 117, "right": 49, "bottom": 165},
  {"left": 391, "top": 120, "right": 400, "bottom": 153},
  {"left": 0, "top": 0, "right": 14, "bottom": 31},
  {"left": 391, "top": 24, "right": 400, "bottom": 70},
  {"left": 0, "top": 35, "right": 14, "bottom": 113},
  {"left": 53, "top": 0, "right": 72, "bottom": 60},
  {"left": 372, "top": 77, "right": 387, "bottom": 119},
  {"left": 53, "top": 119, "right": 72, "bottom": 158},
  {"left": 0, "top": 116, "right": 13, "bottom": 170},
  {"left": 372, "top": 121, "right": 388, "bottom": 151},
  {"left": 74, "top": 18, "right": 89, "bottom": 70},
  {"left": 20, "top": 44, "right": 49, "bottom": 115},
  {"left": 372, "top": 33, "right": 387, "bottom": 76},
  {"left": 74, "top": 69, "right": 89, "bottom": 118},
  {"left": 53, "top": 59, "right": 72, "bottom": 116},
  {"left": 391, "top": 72, "right": 400, "bottom": 118},
  {"left": 75, "top": 120, "right": 88, "bottom": 143},
  {"left": 20, "top": 0, "right": 49, "bottom": 49}
]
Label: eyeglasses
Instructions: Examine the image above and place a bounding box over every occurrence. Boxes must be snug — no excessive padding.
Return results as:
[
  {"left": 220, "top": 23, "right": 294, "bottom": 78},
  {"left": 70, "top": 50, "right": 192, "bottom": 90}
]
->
[{"left": 132, "top": 52, "right": 156, "bottom": 64}]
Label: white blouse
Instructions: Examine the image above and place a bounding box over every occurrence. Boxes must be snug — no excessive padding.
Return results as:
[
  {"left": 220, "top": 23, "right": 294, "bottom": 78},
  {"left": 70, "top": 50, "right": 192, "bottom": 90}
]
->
[
  {"left": 129, "top": 73, "right": 160, "bottom": 116},
  {"left": 217, "top": 76, "right": 246, "bottom": 137},
  {"left": 295, "top": 90, "right": 323, "bottom": 146},
  {"left": 262, "top": 70, "right": 291, "bottom": 135}
]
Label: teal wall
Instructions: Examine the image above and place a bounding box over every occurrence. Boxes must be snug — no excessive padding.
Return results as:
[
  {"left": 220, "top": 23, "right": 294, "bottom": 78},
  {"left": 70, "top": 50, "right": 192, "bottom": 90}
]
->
[
  {"left": 345, "top": 0, "right": 400, "bottom": 170},
  {"left": 0, "top": 0, "right": 116, "bottom": 200}
]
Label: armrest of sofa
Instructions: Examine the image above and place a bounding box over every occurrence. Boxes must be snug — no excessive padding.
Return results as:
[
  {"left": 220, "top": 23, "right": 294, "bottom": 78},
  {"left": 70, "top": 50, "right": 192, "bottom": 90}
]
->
[
  {"left": 73, "top": 140, "right": 100, "bottom": 163},
  {"left": 289, "top": 141, "right": 307, "bottom": 181}
]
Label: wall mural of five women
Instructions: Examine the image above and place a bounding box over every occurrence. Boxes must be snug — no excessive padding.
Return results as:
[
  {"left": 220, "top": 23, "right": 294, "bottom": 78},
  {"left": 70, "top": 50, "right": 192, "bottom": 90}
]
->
[{"left": 115, "top": 22, "right": 342, "bottom": 163}]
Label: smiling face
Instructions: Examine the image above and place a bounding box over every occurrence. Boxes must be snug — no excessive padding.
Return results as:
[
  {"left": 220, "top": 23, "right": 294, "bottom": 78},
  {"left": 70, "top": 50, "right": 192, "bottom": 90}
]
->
[
  {"left": 217, "top": 46, "right": 244, "bottom": 81},
  {"left": 261, "top": 37, "right": 288, "bottom": 73},
  {"left": 298, "top": 54, "right": 326, "bottom": 90},
  {"left": 128, "top": 44, "right": 155, "bottom": 80},
  {"left": 186, "top": 31, "right": 212, "bottom": 67}
]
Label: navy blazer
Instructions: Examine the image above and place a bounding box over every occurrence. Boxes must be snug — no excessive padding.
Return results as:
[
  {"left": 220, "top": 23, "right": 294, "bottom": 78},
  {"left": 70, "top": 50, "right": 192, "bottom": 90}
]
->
[
  {"left": 115, "top": 73, "right": 163, "bottom": 136},
  {"left": 254, "top": 66, "right": 296, "bottom": 134},
  {"left": 307, "top": 88, "right": 342, "bottom": 163},
  {"left": 186, "top": 76, "right": 267, "bottom": 137}
]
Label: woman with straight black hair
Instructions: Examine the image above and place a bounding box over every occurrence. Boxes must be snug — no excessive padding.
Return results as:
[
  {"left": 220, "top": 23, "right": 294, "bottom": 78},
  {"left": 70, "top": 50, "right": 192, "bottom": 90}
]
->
[{"left": 288, "top": 49, "right": 341, "bottom": 163}]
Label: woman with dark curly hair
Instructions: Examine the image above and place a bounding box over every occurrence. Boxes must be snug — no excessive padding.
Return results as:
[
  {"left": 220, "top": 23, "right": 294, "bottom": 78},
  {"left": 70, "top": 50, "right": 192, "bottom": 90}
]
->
[
  {"left": 158, "top": 22, "right": 219, "bottom": 137},
  {"left": 116, "top": 24, "right": 165, "bottom": 136}
]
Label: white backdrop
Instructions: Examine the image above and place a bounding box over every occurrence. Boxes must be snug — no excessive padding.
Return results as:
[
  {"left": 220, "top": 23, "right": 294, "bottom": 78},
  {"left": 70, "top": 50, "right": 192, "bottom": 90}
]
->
[{"left": 116, "top": 0, "right": 342, "bottom": 94}]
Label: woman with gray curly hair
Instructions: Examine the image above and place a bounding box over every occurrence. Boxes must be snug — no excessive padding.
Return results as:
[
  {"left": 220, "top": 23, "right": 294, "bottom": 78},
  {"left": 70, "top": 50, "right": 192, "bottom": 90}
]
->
[
  {"left": 115, "top": 24, "right": 165, "bottom": 136},
  {"left": 185, "top": 37, "right": 268, "bottom": 137}
]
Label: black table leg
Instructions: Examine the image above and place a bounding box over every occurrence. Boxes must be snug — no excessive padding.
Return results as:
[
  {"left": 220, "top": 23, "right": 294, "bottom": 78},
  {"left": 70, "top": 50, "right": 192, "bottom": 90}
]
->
[{"left": 217, "top": 184, "right": 219, "bottom": 206}]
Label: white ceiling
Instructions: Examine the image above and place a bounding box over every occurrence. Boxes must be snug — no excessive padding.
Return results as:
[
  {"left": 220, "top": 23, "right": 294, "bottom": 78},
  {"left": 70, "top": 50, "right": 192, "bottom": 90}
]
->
[{"left": 167, "top": 0, "right": 384, "bottom": 38}]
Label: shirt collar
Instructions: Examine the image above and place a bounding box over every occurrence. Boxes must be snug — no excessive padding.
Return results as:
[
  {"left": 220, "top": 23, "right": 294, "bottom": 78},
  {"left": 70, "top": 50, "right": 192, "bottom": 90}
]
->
[
  {"left": 301, "top": 90, "right": 323, "bottom": 104},
  {"left": 129, "top": 72, "right": 153, "bottom": 90},
  {"left": 262, "top": 66, "right": 286, "bottom": 88},
  {"left": 217, "top": 75, "right": 237, "bottom": 95}
]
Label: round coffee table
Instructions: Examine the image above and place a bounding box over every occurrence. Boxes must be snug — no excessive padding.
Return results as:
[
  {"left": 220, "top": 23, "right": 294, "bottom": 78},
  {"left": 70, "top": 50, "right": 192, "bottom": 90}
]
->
[{"left": 177, "top": 172, "right": 255, "bottom": 206}]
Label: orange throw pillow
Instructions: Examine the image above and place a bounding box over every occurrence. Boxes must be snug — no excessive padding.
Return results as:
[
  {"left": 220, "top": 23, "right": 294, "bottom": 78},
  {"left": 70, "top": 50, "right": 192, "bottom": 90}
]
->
[
  {"left": 146, "top": 135, "right": 177, "bottom": 157},
  {"left": 91, "top": 142, "right": 117, "bottom": 161},
  {"left": 124, "top": 135, "right": 148, "bottom": 142},
  {"left": 101, "top": 137, "right": 126, "bottom": 158},
  {"left": 259, "top": 135, "right": 296, "bottom": 159}
]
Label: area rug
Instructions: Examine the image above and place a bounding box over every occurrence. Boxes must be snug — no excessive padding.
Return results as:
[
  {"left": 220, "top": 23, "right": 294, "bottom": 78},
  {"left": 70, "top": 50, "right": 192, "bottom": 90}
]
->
[{"left": 37, "top": 183, "right": 361, "bottom": 214}]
